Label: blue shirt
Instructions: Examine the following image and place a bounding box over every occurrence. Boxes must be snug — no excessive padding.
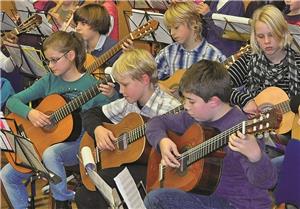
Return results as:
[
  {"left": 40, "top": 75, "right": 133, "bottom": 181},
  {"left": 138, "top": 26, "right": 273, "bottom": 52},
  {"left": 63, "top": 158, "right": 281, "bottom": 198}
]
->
[{"left": 155, "top": 39, "right": 226, "bottom": 80}]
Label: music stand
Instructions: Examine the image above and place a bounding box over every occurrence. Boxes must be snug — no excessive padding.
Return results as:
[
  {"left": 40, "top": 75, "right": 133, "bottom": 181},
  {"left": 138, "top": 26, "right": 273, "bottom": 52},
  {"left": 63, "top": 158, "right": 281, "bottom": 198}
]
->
[
  {"left": 124, "top": 9, "right": 173, "bottom": 44},
  {"left": 16, "top": 10, "right": 54, "bottom": 38},
  {"left": 288, "top": 24, "right": 300, "bottom": 52},
  {"left": 4, "top": 43, "right": 49, "bottom": 78},
  {"left": 0, "top": 11, "right": 17, "bottom": 32},
  {"left": 211, "top": 13, "right": 251, "bottom": 42},
  {"left": 13, "top": 0, "right": 56, "bottom": 37},
  {"left": 0, "top": 117, "right": 61, "bottom": 184},
  {"left": 128, "top": 0, "right": 169, "bottom": 12}
]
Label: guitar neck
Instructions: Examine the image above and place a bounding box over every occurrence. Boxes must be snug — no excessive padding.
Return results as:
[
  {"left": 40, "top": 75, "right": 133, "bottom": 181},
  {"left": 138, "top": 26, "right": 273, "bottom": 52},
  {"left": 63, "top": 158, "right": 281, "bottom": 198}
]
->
[
  {"left": 86, "top": 34, "right": 130, "bottom": 74},
  {"left": 50, "top": 83, "right": 101, "bottom": 123},
  {"left": 123, "top": 124, "right": 147, "bottom": 145},
  {"left": 120, "top": 105, "right": 184, "bottom": 145},
  {"left": 184, "top": 122, "right": 245, "bottom": 166},
  {"left": 273, "top": 100, "right": 291, "bottom": 114}
]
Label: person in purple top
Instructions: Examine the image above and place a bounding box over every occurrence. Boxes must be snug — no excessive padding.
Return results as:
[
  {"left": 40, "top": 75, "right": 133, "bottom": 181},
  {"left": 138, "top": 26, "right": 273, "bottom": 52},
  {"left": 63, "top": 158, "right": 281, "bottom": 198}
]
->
[
  {"left": 144, "top": 60, "right": 277, "bottom": 209},
  {"left": 198, "top": 0, "right": 245, "bottom": 57}
]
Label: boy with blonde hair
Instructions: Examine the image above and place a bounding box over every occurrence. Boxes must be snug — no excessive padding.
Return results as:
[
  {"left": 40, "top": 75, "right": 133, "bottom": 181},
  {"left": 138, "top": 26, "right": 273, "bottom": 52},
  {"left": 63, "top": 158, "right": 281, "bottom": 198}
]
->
[
  {"left": 75, "top": 48, "right": 181, "bottom": 208},
  {"left": 156, "top": 1, "right": 226, "bottom": 80}
]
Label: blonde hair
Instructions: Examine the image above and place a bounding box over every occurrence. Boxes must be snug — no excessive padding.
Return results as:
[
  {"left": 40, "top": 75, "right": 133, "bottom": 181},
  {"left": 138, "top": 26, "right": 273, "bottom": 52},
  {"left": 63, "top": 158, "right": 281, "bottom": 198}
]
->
[
  {"left": 250, "top": 4, "right": 292, "bottom": 54},
  {"left": 164, "top": 2, "right": 202, "bottom": 35},
  {"left": 112, "top": 49, "right": 158, "bottom": 84}
]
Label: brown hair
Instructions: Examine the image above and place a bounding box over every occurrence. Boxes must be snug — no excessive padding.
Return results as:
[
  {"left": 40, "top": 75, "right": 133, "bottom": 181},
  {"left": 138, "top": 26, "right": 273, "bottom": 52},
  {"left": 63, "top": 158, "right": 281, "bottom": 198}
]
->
[
  {"left": 179, "top": 60, "right": 232, "bottom": 103},
  {"left": 43, "top": 31, "right": 86, "bottom": 73},
  {"left": 73, "top": 3, "right": 110, "bottom": 35}
]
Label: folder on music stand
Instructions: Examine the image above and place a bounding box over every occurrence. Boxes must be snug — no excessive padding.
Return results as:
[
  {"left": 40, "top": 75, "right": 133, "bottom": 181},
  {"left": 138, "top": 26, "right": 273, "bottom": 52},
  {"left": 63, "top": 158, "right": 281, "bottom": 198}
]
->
[
  {"left": 288, "top": 24, "right": 300, "bottom": 52},
  {"left": 211, "top": 13, "right": 251, "bottom": 42},
  {"left": 124, "top": 9, "right": 173, "bottom": 44},
  {"left": 0, "top": 117, "right": 61, "bottom": 184},
  {"left": 0, "top": 11, "right": 17, "bottom": 32},
  {"left": 4, "top": 43, "right": 49, "bottom": 78}
]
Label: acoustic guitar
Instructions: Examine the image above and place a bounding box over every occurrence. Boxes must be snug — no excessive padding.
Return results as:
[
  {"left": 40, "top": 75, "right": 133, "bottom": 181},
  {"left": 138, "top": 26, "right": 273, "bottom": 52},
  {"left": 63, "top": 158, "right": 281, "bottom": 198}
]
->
[
  {"left": 4, "top": 75, "right": 112, "bottom": 174},
  {"left": 146, "top": 108, "right": 282, "bottom": 194},
  {"left": 84, "top": 19, "right": 159, "bottom": 78},
  {"left": 158, "top": 44, "right": 251, "bottom": 91},
  {"left": 292, "top": 114, "right": 300, "bottom": 140},
  {"left": 254, "top": 87, "right": 294, "bottom": 134},
  {"left": 79, "top": 105, "right": 184, "bottom": 191},
  {"left": 1, "top": 14, "right": 42, "bottom": 48}
]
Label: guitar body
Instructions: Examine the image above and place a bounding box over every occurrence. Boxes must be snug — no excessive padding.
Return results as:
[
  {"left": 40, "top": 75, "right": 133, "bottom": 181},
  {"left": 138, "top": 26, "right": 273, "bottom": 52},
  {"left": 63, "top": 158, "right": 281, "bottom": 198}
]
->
[
  {"left": 85, "top": 53, "right": 105, "bottom": 79},
  {"left": 146, "top": 124, "right": 222, "bottom": 194},
  {"left": 4, "top": 94, "right": 81, "bottom": 173},
  {"left": 292, "top": 115, "right": 300, "bottom": 140},
  {"left": 158, "top": 69, "right": 186, "bottom": 90},
  {"left": 101, "top": 112, "right": 149, "bottom": 169},
  {"left": 254, "top": 87, "right": 294, "bottom": 134}
]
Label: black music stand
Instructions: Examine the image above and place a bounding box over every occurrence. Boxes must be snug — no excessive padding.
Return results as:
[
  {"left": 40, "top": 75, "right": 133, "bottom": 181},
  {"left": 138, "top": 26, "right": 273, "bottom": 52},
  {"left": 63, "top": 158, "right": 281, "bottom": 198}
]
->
[
  {"left": 124, "top": 9, "right": 172, "bottom": 44},
  {"left": 0, "top": 117, "right": 61, "bottom": 184},
  {"left": 0, "top": 11, "right": 17, "bottom": 32},
  {"left": 211, "top": 13, "right": 251, "bottom": 42},
  {"left": 4, "top": 43, "right": 49, "bottom": 79}
]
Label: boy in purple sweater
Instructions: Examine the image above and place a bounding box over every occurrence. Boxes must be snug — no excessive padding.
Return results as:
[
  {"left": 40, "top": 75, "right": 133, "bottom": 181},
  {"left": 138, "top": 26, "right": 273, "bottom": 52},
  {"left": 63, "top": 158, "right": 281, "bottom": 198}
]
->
[{"left": 144, "top": 60, "right": 277, "bottom": 209}]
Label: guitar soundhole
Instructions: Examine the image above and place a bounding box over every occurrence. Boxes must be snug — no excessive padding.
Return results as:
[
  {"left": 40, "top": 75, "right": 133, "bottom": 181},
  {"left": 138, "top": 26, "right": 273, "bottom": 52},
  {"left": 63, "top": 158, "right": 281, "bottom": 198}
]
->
[
  {"left": 118, "top": 133, "right": 128, "bottom": 150},
  {"left": 43, "top": 123, "right": 57, "bottom": 132},
  {"left": 176, "top": 146, "right": 191, "bottom": 176},
  {"left": 259, "top": 103, "right": 274, "bottom": 113},
  {"left": 42, "top": 111, "right": 56, "bottom": 132}
]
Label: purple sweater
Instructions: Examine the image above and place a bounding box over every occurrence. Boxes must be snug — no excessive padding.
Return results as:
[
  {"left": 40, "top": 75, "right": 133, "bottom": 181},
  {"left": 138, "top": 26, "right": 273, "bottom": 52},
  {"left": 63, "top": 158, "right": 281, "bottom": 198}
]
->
[{"left": 146, "top": 106, "right": 277, "bottom": 209}]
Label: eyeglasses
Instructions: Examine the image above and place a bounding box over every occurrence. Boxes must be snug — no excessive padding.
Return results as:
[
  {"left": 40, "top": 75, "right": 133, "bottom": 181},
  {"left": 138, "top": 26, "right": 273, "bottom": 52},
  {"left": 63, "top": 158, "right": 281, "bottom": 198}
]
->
[{"left": 44, "top": 51, "right": 70, "bottom": 65}]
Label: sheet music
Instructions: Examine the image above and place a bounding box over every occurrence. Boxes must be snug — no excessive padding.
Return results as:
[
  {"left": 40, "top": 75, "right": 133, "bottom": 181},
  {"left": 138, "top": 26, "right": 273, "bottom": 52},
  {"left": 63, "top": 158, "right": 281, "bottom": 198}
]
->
[
  {"left": 114, "top": 167, "right": 146, "bottom": 209},
  {"left": 128, "top": 9, "right": 172, "bottom": 44},
  {"left": 0, "top": 115, "right": 14, "bottom": 152},
  {"left": 212, "top": 13, "right": 251, "bottom": 35},
  {"left": 5, "top": 44, "right": 49, "bottom": 77},
  {"left": 87, "top": 169, "right": 115, "bottom": 205},
  {"left": 0, "top": 11, "right": 17, "bottom": 31}
]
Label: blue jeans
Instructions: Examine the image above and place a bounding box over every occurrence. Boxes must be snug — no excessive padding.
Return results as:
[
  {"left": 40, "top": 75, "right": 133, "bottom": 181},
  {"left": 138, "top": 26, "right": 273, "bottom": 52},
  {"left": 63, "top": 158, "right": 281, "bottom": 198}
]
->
[
  {"left": 144, "top": 189, "right": 236, "bottom": 209},
  {"left": 0, "top": 133, "right": 82, "bottom": 208}
]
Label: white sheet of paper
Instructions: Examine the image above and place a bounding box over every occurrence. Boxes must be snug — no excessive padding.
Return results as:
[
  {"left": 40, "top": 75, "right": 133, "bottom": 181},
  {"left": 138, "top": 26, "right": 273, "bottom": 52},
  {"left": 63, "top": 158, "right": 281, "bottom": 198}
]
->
[
  {"left": 114, "top": 167, "right": 146, "bottom": 209},
  {"left": 87, "top": 169, "right": 115, "bottom": 205}
]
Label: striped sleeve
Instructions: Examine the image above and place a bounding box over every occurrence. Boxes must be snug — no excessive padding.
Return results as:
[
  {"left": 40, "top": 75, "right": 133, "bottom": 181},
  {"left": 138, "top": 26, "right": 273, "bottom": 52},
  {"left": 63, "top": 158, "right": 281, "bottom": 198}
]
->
[{"left": 228, "top": 53, "right": 253, "bottom": 107}]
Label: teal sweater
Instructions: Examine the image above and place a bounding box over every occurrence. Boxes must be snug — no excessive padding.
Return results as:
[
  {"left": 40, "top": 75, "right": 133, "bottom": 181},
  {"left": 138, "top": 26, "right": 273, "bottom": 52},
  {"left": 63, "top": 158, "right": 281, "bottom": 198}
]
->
[{"left": 6, "top": 72, "right": 117, "bottom": 119}]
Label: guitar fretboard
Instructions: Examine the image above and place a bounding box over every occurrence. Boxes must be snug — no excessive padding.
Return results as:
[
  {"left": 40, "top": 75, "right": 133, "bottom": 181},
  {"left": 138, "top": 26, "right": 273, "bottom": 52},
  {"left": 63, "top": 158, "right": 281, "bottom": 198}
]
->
[
  {"left": 184, "top": 121, "right": 246, "bottom": 166},
  {"left": 50, "top": 83, "right": 102, "bottom": 123},
  {"left": 273, "top": 100, "right": 291, "bottom": 114},
  {"left": 86, "top": 34, "right": 130, "bottom": 74}
]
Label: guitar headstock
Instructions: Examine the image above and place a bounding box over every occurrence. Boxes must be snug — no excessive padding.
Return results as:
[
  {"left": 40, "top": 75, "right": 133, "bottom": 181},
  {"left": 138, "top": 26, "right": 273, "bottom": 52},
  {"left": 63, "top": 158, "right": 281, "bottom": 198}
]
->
[
  {"left": 16, "top": 14, "right": 42, "bottom": 34},
  {"left": 246, "top": 108, "right": 282, "bottom": 134},
  {"left": 130, "top": 19, "right": 159, "bottom": 40}
]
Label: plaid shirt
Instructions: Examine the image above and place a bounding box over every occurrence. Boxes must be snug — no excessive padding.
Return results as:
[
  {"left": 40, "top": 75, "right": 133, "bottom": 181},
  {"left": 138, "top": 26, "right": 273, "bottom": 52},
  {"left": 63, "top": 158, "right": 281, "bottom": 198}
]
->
[
  {"left": 102, "top": 86, "right": 181, "bottom": 124},
  {"left": 155, "top": 38, "right": 226, "bottom": 80}
]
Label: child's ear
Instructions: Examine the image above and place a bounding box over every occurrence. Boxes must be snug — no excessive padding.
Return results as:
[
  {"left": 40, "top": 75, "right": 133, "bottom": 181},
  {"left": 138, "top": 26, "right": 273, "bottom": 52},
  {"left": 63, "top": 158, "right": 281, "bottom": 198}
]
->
[
  {"left": 208, "top": 96, "right": 222, "bottom": 107},
  {"left": 67, "top": 50, "right": 76, "bottom": 61},
  {"left": 141, "top": 73, "right": 150, "bottom": 85}
]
